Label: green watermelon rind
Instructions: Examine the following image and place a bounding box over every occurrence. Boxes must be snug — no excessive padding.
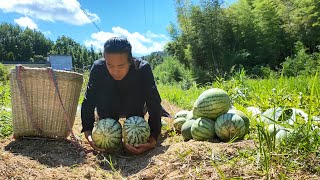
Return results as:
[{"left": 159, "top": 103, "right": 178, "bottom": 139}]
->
[
  {"left": 228, "top": 109, "right": 250, "bottom": 135},
  {"left": 193, "top": 88, "right": 231, "bottom": 119},
  {"left": 173, "top": 117, "right": 187, "bottom": 132},
  {"left": 215, "top": 113, "right": 246, "bottom": 142},
  {"left": 123, "top": 116, "right": 151, "bottom": 147},
  {"left": 191, "top": 117, "right": 215, "bottom": 141},
  {"left": 181, "top": 119, "right": 196, "bottom": 141},
  {"left": 92, "top": 118, "right": 122, "bottom": 150},
  {"left": 174, "top": 110, "right": 190, "bottom": 119}
]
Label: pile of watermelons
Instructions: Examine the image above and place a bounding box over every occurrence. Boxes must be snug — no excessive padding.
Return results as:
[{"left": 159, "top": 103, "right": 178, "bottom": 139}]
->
[
  {"left": 172, "top": 88, "right": 250, "bottom": 142},
  {"left": 170, "top": 88, "right": 320, "bottom": 143}
]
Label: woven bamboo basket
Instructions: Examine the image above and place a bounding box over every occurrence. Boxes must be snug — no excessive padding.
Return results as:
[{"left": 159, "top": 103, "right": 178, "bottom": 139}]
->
[{"left": 10, "top": 66, "right": 83, "bottom": 138}]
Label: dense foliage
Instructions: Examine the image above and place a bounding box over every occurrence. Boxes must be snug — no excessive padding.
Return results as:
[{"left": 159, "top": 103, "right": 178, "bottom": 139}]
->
[
  {"left": 166, "top": 0, "right": 320, "bottom": 83},
  {"left": 0, "top": 64, "right": 12, "bottom": 137}
]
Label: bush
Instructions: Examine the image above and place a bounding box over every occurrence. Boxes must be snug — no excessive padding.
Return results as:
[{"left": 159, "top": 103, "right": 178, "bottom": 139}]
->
[
  {"left": 153, "top": 56, "right": 196, "bottom": 89},
  {"left": 251, "top": 65, "right": 279, "bottom": 79},
  {"left": 282, "top": 41, "right": 320, "bottom": 77},
  {"left": 0, "top": 63, "right": 9, "bottom": 83},
  {"left": 0, "top": 110, "right": 12, "bottom": 138}
]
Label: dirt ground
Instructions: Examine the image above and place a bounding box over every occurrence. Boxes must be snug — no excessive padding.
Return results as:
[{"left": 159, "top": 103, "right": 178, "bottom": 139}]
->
[{"left": 0, "top": 101, "right": 318, "bottom": 179}]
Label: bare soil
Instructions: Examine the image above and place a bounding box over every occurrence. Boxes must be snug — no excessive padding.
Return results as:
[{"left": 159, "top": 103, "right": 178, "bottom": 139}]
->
[{"left": 0, "top": 101, "right": 319, "bottom": 179}]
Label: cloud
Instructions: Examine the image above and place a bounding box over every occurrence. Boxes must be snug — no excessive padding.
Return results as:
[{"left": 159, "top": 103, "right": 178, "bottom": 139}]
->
[
  {"left": 84, "top": 27, "right": 169, "bottom": 56},
  {"left": 42, "top": 30, "right": 51, "bottom": 36},
  {"left": 0, "top": 0, "right": 99, "bottom": 25},
  {"left": 14, "top": 16, "right": 38, "bottom": 29}
]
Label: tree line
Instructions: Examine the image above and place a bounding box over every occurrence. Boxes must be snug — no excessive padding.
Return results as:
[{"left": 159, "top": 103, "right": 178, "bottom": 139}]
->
[
  {"left": 1, "top": 0, "right": 320, "bottom": 82},
  {"left": 0, "top": 23, "right": 101, "bottom": 70},
  {"left": 165, "top": 0, "right": 320, "bottom": 83}
]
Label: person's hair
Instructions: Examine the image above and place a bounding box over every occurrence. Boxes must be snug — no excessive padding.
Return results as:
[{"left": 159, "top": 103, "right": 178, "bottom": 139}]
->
[{"left": 103, "top": 37, "right": 133, "bottom": 63}]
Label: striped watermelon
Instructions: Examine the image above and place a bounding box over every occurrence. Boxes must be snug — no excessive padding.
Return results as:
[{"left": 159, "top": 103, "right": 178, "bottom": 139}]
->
[
  {"left": 215, "top": 113, "right": 246, "bottom": 142},
  {"left": 122, "top": 116, "right": 151, "bottom": 147},
  {"left": 191, "top": 117, "right": 215, "bottom": 141},
  {"left": 173, "top": 117, "right": 187, "bottom": 132},
  {"left": 193, "top": 88, "right": 231, "bottom": 119},
  {"left": 174, "top": 110, "right": 190, "bottom": 119},
  {"left": 228, "top": 109, "right": 250, "bottom": 135},
  {"left": 92, "top": 118, "right": 122, "bottom": 150},
  {"left": 181, "top": 119, "right": 196, "bottom": 141}
]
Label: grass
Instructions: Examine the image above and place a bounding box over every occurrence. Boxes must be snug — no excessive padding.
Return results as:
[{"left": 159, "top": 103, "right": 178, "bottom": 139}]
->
[
  {"left": 158, "top": 72, "right": 320, "bottom": 179},
  {"left": 0, "top": 82, "right": 12, "bottom": 138}
]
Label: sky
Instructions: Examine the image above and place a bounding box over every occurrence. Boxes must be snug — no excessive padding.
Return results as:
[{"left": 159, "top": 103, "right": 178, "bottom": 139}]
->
[{"left": 0, "top": 0, "right": 236, "bottom": 56}]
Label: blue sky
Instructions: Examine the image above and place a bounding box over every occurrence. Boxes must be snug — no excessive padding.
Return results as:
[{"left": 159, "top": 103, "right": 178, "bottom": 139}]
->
[{"left": 0, "top": 0, "right": 236, "bottom": 56}]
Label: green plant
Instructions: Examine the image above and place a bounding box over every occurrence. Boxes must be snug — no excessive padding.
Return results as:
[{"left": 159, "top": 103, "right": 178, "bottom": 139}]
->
[
  {"left": 153, "top": 56, "right": 196, "bottom": 89},
  {"left": 0, "top": 63, "right": 9, "bottom": 82},
  {"left": 282, "top": 41, "right": 319, "bottom": 77},
  {"left": 100, "top": 154, "right": 117, "bottom": 172},
  {"left": 0, "top": 110, "right": 12, "bottom": 137}
]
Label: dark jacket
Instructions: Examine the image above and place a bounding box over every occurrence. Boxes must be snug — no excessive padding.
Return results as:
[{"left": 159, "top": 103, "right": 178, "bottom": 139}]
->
[{"left": 81, "top": 58, "right": 162, "bottom": 139}]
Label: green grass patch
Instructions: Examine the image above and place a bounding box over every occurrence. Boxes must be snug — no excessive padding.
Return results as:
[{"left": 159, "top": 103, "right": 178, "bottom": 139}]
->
[
  {"left": 0, "top": 110, "right": 13, "bottom": 138},
  {"left": 0, "top": 82, "right": 12, "bottom": 138}
]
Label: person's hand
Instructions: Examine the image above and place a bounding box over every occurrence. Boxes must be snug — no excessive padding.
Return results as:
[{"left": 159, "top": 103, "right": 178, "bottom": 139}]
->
[
  {"left": 123, "top": 136, "right": 157, "bottom": 155},
  {"left": 84, "top": 131, "right": 106, "bottom": 152}
]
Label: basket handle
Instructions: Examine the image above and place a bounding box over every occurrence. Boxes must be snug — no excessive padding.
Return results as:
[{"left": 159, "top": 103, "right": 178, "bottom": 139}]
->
[
  {"left": 47, "top": 68, "right": 79, "bottom": 143},
  {"left": 15, "top": 65, "right": 43, "bottom": 133}
]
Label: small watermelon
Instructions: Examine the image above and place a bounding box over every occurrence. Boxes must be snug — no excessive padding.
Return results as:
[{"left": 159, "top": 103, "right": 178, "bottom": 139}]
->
[
  {"left": 92, "top": 118, "right": 122, "bottom": 150},
  {"left": 174, "top": 110, "right": 190, "bottom": 119},
  {"left": 173, "top": 117, "right": 187, "bottom": 132},
  {"left": 215, "top": 113, "right": 246, "bottom": 142},
  {"left": 246, "top": 106, "right": 261, "bottom": 117},
  {"left": 181, "top": 119, "right": 196, "bottom": 141},
  {"left": 191, "top": 117, "right": 215, "bottom": 141},
  {"left": 275, "top": 129, "right": 291, "bottom": 144},
  {"left": 122, "top": 116, "right": 150, "bottom": 147},
  {"left": 193, "top": 88, "right": 231, "bottom": 119},
  {"left": 267, "top": 123, "right": 283, "bottom": 136}
]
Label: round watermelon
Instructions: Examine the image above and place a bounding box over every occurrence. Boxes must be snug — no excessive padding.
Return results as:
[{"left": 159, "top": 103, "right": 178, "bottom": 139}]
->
[
  {"left": 174, "top": 110, "right": 190, "bottom": 119},
  {"left": 267, "top": 123, "right": 283, "bottom": 136},
  {"left": 173, "top": 117, "right": 187, "bottom": 132},
  {"left": 215, "top": 113, "right": 246, "bottom": 142},
  {"left": 123, "top": 116, "right": 150, "bottom": 147},
  {"left": 181, "top": 119, "right": 196, "bottom": 141},
  {"left": 193, "top": 88, "right": 231, "bottom": 119},
  {"left": 246, "top": 106, "right": 261, "bottom": 117},
  {"left": 228, "top": 109, "right": 250, "bottom": 135},
  {"left": 191, "top": 117, "right": 215, "bottom": 141},
  {"left": 92, "top": 118, "right": 122, "bottom": 150},
  {"left": 275, "top": 129, "right": 291, "bottom": 144}
]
